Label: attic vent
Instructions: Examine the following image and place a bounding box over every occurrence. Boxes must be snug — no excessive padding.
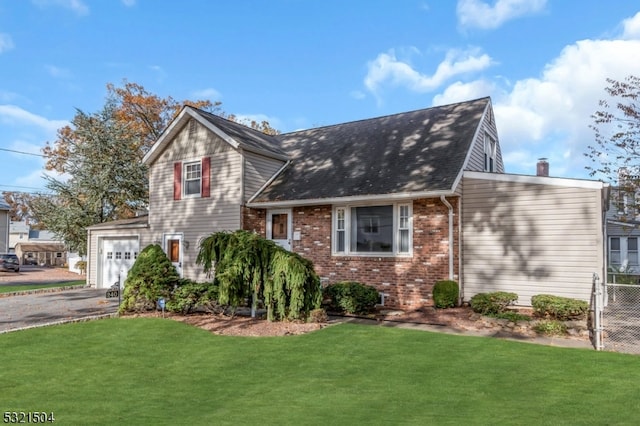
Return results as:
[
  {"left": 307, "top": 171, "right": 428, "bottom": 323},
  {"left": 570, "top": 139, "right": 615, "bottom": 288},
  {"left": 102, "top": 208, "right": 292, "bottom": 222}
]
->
[{"left": 189, "top": 119, "right": 197, "bottom": 138}]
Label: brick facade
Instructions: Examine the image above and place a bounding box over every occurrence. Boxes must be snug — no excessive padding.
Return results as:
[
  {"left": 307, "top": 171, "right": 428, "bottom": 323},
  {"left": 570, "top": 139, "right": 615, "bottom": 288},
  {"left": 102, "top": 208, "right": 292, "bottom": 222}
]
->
[{"left": 244, "top": 197, "right": 459, "bottom": 308}]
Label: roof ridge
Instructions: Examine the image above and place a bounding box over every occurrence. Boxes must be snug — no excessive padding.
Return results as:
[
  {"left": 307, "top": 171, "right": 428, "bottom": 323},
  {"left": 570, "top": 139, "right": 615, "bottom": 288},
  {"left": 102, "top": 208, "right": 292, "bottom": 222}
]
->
[
  {"left": 187, "top": 106, "right": 278, "bottom": 138},
  {"left": 277, "top": 96, "right": 490, "bottom": 136}
]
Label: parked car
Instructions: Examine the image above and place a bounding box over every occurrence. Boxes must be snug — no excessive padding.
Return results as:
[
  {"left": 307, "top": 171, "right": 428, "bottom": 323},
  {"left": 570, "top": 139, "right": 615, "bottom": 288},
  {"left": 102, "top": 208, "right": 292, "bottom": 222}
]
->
[{"left": 0, "top": 253, "right": 20, "bottom": 272}]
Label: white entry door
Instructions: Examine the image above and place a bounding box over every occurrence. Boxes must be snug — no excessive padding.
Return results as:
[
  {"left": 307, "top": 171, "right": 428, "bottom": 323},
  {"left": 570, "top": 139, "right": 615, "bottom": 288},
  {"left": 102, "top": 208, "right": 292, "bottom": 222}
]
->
[
  {"left": 163, "top": 233, "right": 183, "bottom": 277},
  {"left": 101, "top": 237, "right": 139, "bottom": 288},
  {"left": 267, "top": 209, "right": 292, "bottom": 251}
]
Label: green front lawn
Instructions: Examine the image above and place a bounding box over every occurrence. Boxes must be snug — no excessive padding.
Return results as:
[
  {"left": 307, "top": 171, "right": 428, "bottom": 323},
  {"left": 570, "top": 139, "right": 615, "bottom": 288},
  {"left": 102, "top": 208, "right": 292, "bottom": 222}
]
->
[
  {"left": 0, "top": 280, "right": 86, "bottom": 294},
  {"left": 1, "top": 319, "right": 637, "bottom": 425}
]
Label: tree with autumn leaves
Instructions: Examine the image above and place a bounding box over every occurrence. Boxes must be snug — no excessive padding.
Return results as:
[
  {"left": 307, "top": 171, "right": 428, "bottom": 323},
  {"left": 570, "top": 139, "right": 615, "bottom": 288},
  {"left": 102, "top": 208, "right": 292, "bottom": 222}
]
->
[
  {"left": 31, "top": 81, "right": 278, "bottom": 255},
  {"left": 30, "top": 81, "right": 270, "bottom": 255}
]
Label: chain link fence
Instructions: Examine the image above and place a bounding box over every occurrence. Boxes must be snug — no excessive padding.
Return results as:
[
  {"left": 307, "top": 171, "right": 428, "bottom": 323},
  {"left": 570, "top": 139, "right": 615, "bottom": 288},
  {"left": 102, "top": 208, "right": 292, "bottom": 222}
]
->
[{"left": 602, "top": 281, "right": 640, "bottom": 354}]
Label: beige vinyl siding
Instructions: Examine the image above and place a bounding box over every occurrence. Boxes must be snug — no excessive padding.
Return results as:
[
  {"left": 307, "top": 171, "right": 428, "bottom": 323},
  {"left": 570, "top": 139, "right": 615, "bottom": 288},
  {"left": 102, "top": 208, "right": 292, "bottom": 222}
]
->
[
  {"left": 465, "top": 105, "right": 503, "bottom": 173},
  {"left": 148, "top": 118, "right": 243, "bottom": 282},
  {"left": 461, "top": 175, "right": 605, "bottom": 306},
  {"left": 243, "top": 151, "right": 285, "bottom": 202}
]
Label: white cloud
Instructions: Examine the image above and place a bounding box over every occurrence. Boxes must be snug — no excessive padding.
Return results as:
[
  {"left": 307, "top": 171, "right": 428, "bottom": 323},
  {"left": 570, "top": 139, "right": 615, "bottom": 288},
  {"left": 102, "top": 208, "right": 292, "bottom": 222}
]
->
[
  {"left": 45, "top": 65, "right": 72, "bottom": 79},
  {"left": 191, "top": 88, "right": 221, "bottom": 100},
  {"left": 0, "top": 105, "right": 68, "bottom": 134},
  {"left": 490, "top": 38, "right": 640, "bottom": 178},
  {"left": 432, "top": 79, "right": 497, "bottom": 106},
  {"left": 32, "top": 0, "right": 90, "bottom": 16},
  {"left": 0, "top": 33, "right": 14, "bottom": 53},
  {"left": 621, "top": 11, "right": 640, "bottom": 39},
  {"left": 350, "top": 90, "right": 366, "bottom": 100},
  {"left": 121, "top": 0, "right": 136, "bottom": 6},
  {"left": 149, "top": 65, "right": 167, "bottom": 82},
  {"left": 457, "top": 0, "right": 547, "bottom": 30},
  {"left": 364, "top": 48, "right": 493, "bottom": 97},
  {"left": 232, "top": 113, "right": 281, "bottom": 131}
]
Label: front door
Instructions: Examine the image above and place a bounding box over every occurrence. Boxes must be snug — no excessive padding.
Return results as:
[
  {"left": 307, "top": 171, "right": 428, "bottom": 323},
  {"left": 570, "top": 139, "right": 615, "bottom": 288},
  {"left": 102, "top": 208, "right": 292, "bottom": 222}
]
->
[
  {"left": 164, "top": 233, "right": 183, "bottom": 277},
  {"left": 267, "top": 209, "right": 292, "bottom": 251}
]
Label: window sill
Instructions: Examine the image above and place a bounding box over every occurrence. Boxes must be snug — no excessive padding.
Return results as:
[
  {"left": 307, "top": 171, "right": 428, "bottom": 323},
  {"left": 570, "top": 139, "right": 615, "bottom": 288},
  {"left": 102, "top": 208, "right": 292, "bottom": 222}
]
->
[{"left": 331, "top": 254, "right": 413, "bottom": 261}]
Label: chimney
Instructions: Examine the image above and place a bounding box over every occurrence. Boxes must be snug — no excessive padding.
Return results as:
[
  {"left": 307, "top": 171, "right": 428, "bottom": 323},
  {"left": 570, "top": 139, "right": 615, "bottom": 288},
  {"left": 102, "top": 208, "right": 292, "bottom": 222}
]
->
[{"left": 536, "top": 158, "right": 549, "bottom": 177}]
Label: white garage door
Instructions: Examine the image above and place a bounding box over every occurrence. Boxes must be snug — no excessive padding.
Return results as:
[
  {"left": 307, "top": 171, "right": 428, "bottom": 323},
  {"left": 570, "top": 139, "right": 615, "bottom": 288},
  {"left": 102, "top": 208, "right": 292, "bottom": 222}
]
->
[{"left": 100, "top": 237, "right": 139, "bottom": 289}]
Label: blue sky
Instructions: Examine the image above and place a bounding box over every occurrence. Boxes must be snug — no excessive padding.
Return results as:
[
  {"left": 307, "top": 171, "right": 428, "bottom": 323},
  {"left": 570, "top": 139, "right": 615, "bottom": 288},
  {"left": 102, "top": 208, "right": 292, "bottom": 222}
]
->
[{"left": 1, "top": 0, "right": 640, "bottom": 194}]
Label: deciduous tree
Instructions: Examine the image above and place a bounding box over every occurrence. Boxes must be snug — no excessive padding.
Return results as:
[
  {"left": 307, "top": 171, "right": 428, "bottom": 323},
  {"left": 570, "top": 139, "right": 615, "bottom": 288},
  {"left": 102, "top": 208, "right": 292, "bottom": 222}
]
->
[
  {"left": 32, "top": 100, "right": 148, "bottom": 255},
  {"left": 43, "top": 81, "right": 219, "bottom": 173},
  {"left": 586, "top": 75, "right": 640, "bottom": 183},
  {"left": 2, "top": 191, "right": 38, "bottom": 223}
]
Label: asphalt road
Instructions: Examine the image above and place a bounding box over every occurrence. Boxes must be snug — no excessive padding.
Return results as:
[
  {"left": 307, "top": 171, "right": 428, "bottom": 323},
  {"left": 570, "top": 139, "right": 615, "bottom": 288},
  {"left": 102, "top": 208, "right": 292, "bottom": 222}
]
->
[{"left": 0, "top": 288, "right": 120, "bottom": 333}]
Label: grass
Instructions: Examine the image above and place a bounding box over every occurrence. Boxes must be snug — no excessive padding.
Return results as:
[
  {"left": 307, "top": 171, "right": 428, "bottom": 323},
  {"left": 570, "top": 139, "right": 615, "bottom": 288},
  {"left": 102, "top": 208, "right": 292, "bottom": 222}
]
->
[
  {"left": 1, "top": 319, "right": 638, "bottom": 425},
  {"left": 0, "top": 280, "right": 86, "bottom": 294}
]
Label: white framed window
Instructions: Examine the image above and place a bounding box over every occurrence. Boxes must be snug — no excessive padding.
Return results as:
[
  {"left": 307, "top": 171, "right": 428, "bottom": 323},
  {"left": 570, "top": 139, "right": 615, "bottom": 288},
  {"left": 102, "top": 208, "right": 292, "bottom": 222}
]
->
[
  {"left": 333, "top": 203, "right": 412, "bottom": 256},
  {"left": 484, "top": 133, "right": 496, "bottom": 172},
  {"left": 183, "top": 161, "right": 202, "bottom": 197},
  {"left": 336, "top": 208, "right": 346, "bottom": 252},
  {"left": 609, "top": 237, "right": 639, "bottom": 268}
]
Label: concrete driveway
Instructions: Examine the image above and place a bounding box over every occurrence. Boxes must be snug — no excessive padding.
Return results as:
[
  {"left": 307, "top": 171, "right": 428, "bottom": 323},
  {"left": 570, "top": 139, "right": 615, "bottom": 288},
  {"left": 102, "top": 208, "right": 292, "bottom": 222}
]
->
[{"left": 0, "top": 267, "right": 120, "bottom": 333}]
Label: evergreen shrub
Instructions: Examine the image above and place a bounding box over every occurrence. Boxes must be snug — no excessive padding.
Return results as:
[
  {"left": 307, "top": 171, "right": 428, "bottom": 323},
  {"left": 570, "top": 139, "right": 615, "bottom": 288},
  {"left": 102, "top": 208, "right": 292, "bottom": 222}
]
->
[
  {"left": 119, "top": 244, "right": 180, "bottom": 313},
  {"left": 432, "top": 280, "right": 459, "bottom": 308},
  {"left": 531, "top": 294, "right": 588, "bottom": 320},
  {"left": 197, "top": 230, "right": 322, "bottom": 321},
  {"left": 470, "top": 291, "right": 518, "bottom": 315},
  {"left": 534, "top": 319, "right": 567, "bottom": 335},
  {"left": 323, "top": 281, "right": 379, "bottom": 315},
  {"left": 166, "top": 279, "right": 220, "bottom": 314}
]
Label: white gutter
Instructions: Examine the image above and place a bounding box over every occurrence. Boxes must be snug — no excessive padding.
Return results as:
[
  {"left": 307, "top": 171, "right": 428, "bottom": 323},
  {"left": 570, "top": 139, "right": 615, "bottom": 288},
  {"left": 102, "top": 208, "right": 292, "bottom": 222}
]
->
[
  {"left": 248, "top": 189, "right": 456, "bottom": 208},
  {"left": 440, "top": 195, "right": 454, "bottom": 280}
]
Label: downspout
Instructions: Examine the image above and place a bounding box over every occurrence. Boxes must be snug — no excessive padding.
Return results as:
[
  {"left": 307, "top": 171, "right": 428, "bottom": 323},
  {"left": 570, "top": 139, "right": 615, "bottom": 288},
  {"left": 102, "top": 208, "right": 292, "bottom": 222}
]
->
[{"left": 440, "top": 195, "right": 454, "bottom": 280}]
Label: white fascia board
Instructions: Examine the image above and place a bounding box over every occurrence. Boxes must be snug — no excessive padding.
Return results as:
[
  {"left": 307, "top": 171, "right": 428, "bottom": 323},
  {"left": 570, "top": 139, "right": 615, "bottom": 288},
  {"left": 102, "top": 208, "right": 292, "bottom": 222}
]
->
[
  {"left": 143, "top": 107, "right": 192, "bottom": 165},
  {"left": 189, "top": 110, "right": 240, "bottom": 150},
  {"left": 247, "top": 190, "right": 456, "bottom": 208},
  {"left": 190, "top": 110, "right": 289, "bottom": 160},
  {"left": 246, "top": 160, "right": 291, "bottom": 204},
  {"left": 463, "top": 170, "right": 607, "bottom": 190}
]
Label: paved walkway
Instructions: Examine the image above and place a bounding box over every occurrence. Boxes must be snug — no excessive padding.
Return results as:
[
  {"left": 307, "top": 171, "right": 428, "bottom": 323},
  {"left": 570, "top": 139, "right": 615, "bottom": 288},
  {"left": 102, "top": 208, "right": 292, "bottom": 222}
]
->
[{"left": 0, "top": 288, "right": 119, "bottom": 333}]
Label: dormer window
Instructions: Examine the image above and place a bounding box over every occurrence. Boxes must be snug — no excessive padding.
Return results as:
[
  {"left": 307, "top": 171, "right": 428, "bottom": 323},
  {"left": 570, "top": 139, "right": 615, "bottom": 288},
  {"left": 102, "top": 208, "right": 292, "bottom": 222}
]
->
[{"left": 484, "top": 133, "right": 496, "bottom": 172}]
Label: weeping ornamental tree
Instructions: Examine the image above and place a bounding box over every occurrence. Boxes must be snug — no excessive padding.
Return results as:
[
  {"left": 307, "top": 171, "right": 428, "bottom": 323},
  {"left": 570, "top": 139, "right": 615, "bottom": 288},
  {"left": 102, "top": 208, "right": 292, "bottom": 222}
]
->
[{"left": 196, "top": 230, "right": 322, "bottom": 321}]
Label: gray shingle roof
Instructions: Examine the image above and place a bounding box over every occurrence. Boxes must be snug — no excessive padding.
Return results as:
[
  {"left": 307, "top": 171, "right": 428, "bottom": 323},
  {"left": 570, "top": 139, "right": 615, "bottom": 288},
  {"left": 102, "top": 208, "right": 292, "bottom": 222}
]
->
[
  {"left": 252, "top": 97, "right": 489, "bottom": 203},
  {"left": 0, "top": 200, "right": 9, "bottom": 210},
  {"left": 194, "top": 109, "right": 288, "bottom": 158}
]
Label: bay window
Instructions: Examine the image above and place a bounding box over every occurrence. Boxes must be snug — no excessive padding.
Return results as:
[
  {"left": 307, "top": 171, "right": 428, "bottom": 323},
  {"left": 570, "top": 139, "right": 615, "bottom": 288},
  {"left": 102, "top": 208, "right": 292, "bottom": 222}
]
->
[{"left": 333, "top": 203, "right": 412, "bottom": 255}]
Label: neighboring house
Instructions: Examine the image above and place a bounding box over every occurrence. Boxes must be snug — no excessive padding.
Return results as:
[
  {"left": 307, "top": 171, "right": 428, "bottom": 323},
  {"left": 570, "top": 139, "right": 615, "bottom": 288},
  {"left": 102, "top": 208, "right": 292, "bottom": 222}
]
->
[
  {"left": 86, "top": 97, "right": 609, "bottom": 307},
  {"left": 0, "top": 200, "right": 9, "bottom": 253},
  {"left": 8, "top": 220, "right": 29, "bottom": 252},
  {"left": 9, "top": 221, "right": 67, "bottom": 266},
  {"left": 605, "top": 173, "right": 640, "bottom": 279}
]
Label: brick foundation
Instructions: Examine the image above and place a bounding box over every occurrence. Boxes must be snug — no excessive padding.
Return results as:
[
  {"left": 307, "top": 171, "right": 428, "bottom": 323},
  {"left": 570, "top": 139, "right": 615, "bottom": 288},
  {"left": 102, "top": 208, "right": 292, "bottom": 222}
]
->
[{"left": 243, "top": 197, "right": 459, "bottom": 308}]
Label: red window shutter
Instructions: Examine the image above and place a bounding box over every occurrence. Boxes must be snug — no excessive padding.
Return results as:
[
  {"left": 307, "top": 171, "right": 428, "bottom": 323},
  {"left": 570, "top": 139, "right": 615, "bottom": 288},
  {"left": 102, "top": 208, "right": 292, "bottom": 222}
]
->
[
  {"left": 173, "top": 162, "right": 182, "bottom": 200},
  {"left": 201, "top": 157, "right": 211, "bottom": 198}
]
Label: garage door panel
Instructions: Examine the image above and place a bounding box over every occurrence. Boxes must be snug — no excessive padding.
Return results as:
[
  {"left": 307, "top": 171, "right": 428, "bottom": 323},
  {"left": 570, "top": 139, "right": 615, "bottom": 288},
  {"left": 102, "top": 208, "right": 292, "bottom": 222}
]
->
[{"left": 101, "top": 237, "right": 139, "bottom": 288}]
